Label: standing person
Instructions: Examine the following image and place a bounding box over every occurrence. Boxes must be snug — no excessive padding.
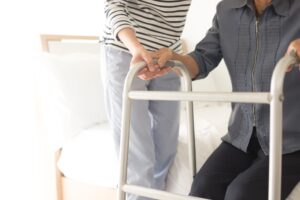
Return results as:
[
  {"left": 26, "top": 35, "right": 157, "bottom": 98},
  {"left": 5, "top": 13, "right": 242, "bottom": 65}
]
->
[
  {"left": 142, "top": 0, "right": 300, "bottom": 199},
  {"left": 103, "top": 1, "right": 191, "bottom": 199}
]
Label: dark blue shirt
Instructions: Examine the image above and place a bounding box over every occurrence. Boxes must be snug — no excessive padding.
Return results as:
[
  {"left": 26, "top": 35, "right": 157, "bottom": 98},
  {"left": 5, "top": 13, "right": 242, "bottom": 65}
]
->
[{"left": 190, "top": 0, "right": 300, "bottom": 154}]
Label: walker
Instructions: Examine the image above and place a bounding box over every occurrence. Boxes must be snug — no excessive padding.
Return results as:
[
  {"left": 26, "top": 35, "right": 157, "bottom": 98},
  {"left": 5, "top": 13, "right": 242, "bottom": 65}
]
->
[{"left": 118, "top": 51, "right": 300, "bottom": 200}]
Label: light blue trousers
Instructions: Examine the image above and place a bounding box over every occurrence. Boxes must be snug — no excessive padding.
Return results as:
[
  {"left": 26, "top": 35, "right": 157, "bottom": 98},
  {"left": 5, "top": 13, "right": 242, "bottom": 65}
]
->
[{"left": 104, "top": 46, "right": 180, "bottom": 200}]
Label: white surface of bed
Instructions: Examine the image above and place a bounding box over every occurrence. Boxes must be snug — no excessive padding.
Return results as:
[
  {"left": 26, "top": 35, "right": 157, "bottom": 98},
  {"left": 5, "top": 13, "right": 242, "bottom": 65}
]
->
[{"left": 57, "top": 103, "right": 229, "bottom": 193}]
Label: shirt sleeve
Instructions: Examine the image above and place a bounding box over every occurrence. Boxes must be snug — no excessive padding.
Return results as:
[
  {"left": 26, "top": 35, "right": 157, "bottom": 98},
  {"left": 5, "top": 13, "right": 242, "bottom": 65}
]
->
[
  {"left": 189, "top": 14, "right": 223, "bottom": 80},
  {"left": 105, "top": 0, "right": 134, "bottom": 41}
]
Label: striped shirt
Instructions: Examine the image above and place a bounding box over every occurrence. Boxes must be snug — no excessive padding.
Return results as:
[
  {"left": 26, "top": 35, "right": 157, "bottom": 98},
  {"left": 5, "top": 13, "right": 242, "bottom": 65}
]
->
[{"left": 103, "top": 0, "right": 191, "bottom": 53}]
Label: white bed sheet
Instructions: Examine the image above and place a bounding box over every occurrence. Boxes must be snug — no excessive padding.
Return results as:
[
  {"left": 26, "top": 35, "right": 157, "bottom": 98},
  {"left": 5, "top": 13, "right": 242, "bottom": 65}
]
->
[
  {"left": 57, "top": 123, "right": 118, "bottom": 187},
  {"left": 57, "top": 103, "right": 300, "bottom": 199}
]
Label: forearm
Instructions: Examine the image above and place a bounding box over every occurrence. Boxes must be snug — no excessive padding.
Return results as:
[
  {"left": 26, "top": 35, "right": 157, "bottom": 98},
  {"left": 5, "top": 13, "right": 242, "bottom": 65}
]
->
[
  {"left": 172, "top": 52, "right": 200, "bottom": 79},
  {"left": 118, "top": 27, "right": 143, "bottom": 55}
]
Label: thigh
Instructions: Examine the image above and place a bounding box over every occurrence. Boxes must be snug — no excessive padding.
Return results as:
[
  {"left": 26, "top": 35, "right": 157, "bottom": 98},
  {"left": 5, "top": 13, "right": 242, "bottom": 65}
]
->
[
  {"left": 148, "top": 71, "right": 180, "bottom": 91},
  {"left": 224, "top": 149, "right": 268, "bottom": 200},
  {"left": 281, "top": 150, "right": 300, "bottom": 199},
  {"left": 104, "top": 46, "right": 149, "bottom": 135},
  {"left": 225, "top": 150, "right": 300, "bottom": 200},
  {"left": 148, "top": 72, "right": 181, "bottom": 172},
  {"left": 148, "top": 73, "right": 181, "bottom": 151},
  {"left": 103, "top": 46, "right": 130, "bottom": 125},
  {"left": 190, "top": 142, "right": 253, "bottom": 200},
  {"left": 148, "top": 71, "right": 181, "bottom": 151},
  {"left": 104, "top": 46, "right": 154, "bottom": 161}
]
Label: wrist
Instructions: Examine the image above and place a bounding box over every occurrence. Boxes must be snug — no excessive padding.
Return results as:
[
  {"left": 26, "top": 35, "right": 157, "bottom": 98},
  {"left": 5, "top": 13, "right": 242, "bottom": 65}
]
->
[{"left": 130, "top": 44, "right": 145, "bottom": 55}]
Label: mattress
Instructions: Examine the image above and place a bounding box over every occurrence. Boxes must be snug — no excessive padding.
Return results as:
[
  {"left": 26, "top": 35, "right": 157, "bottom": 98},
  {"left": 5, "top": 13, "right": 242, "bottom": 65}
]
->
[
  {"left": 57, "top": 103, "right": 300, "bottom": 199},
  {"left": 57, "top": 123, "right": 118, "bottom": 187}
]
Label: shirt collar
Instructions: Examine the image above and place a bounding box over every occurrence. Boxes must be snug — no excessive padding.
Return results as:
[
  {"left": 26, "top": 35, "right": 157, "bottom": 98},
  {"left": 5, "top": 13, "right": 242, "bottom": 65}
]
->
[
  {"left": 272, "top": 0, "right": 289, "bottom": 16},
  {"left": 227, "top": 0, "right": 289, "bottom": 16}
]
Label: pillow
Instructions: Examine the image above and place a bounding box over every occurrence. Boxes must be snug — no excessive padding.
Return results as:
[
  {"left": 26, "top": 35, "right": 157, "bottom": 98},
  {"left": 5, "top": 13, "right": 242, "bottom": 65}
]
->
[{"left": 36, "top": 52, "right": 106, "bottom": 149}]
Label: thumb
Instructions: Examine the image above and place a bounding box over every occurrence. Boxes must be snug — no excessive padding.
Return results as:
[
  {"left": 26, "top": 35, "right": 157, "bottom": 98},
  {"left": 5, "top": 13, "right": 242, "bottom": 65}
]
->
[{"left": 143, "top": 53, "right": 156, "bottom": 72}]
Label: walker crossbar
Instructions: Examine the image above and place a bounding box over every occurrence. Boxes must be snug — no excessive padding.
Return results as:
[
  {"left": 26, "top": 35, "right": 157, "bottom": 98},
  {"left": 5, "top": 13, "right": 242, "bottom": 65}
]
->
[
  {"left": 122, "top": 185, "right": 206, "bottom": 200},
  {"left": 118, "top": 51, "right": 300, "bottom": 200},
  {"left": 128, "top": 91, "right": 270, "bottom": 104}
]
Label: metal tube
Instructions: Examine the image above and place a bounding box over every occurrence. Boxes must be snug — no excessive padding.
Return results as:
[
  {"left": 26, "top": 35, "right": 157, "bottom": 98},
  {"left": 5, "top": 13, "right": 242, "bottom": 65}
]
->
[
  {"left": 118, "top": 62, "right": 147, "bottom": 200},
  {"left": 129, "top": 91, "right": 271, "bottom": 104},
  {"left": 173, "top": 62, "right": 197, "bottom": 178},
  {"left": 268, "top": 50, "right": 299, "bottom": 200},
  {"left": 123, "top": 184, "right": 207, "bottom": 200}
]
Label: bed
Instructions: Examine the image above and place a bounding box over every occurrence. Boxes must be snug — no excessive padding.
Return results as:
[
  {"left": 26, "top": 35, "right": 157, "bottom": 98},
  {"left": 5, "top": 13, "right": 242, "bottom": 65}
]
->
[{"left": 37, "top": 34, "right": 300, "bottom": 200}]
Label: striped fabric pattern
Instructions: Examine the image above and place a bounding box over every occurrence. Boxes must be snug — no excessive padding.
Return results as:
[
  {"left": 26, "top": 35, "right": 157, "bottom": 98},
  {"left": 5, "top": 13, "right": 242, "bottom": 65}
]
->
[{"left": 104, "top": 0, "right": 191, "bottom": 53}]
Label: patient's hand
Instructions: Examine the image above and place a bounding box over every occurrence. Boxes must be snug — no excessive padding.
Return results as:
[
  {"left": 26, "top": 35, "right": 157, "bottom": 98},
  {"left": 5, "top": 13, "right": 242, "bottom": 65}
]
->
[{"left": 287, "top": 39, "right": 300, "bottom": 71}]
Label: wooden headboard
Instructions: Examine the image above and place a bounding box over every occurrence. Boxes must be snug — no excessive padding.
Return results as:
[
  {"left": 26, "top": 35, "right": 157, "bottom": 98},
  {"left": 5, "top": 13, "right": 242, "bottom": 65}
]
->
[
  {"left": 40, "top": 34, "right": 188, "bottom": 54},
  {"left": 40, "top": 34, "right": 99, "bottom": 52}
]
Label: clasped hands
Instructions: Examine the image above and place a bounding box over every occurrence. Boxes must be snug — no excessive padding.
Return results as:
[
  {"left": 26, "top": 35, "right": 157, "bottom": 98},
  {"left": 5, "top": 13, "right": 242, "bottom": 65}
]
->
[{"left": 130, "top": 47, "right": 177, "bottom": 80}]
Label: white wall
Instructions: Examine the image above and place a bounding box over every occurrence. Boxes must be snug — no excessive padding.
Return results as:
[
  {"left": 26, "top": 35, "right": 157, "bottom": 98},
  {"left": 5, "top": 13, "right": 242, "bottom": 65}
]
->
[
  {"left": 182, "top": 0, "right": 221, "bottom": 52},
  {"left": 182, "top": 0, "right": 232, "bottom": 92},
  {"left": 36, "top": 0, "right": 104, "bottom": 36}
]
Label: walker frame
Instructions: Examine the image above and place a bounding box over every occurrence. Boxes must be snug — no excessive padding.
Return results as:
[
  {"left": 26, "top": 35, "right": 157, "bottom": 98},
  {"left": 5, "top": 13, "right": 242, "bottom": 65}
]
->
[{"left": 118, "top": 51, "right": 300, "bottom": 200}]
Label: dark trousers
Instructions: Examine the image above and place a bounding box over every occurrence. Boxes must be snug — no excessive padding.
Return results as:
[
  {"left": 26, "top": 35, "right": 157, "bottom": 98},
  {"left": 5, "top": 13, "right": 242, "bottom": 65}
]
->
[{"left": 189, "top": 129, "right": 300, "bottom": 200}]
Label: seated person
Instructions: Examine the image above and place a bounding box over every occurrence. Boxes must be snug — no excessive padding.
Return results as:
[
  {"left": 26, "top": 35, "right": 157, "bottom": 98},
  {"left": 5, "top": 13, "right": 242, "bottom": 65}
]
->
[{"left": 139, "top": 0, "right": 300, "bottom": 199}]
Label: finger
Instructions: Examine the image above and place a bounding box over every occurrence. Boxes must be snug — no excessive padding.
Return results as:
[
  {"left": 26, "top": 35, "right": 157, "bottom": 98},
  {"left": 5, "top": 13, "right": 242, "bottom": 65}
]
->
[
  {"left": 150, "top": 51, "right": 159, "bottom": 59},
  {"left": 138, "top": 67, "right": 148, "bottom": 75},
  {"left": 157, "top": 50, "right": 172, "bottom": 67},
  {"left": 138, "top": 66, "right": 172, "bottom": 80},
  {"left": 152, "top": 67, "right": 172, "bottom": 78},
  {"left": 138, "top": 74, "right": 149, "bottom": 80},
  {"left": 138, "top": 73, "right": 156, "bottom": 80},
  {"left": 162, "top": 67, "right": 172, "bottom": 74},
  {"left": 138, "top": 69, "right": 153, "bottom": 80},
  {"left": 157, "top": 56, "right": 169, "bottom": 68},
  {"left": 138, "top": 75, "right": 151, "bottom": 80},
  {"left": 286, "top": 65, "right": 293, "bottom": 72},
  {"left": 138, "top": 69, "right": 158, "bottom": 80},
  {"left": 145, "top": 52, "right": 160, "bottom": 72},
  {"left": 143, "top": 53, "right": 157, "bottom": 72}
]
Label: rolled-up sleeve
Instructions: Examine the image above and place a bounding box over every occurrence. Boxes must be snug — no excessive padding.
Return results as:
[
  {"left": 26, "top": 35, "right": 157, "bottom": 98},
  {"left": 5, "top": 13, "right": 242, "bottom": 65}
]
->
[
  {"left": 189, "top": 14, "right": 223, "bottom": 80},
  {"left": 105, "top": 0, "right": 134, "bottom": 41}
]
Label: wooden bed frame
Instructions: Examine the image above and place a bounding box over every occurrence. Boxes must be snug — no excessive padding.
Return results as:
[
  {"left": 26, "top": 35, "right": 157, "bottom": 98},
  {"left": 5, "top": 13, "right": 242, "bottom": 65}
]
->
[{"left": 40, "top": 34, "right": 116, "bottom": 200}]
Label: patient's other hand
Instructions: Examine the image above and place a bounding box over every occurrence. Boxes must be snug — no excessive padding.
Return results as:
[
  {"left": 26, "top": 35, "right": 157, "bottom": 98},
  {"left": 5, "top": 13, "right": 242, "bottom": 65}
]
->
[{"left": 286, "top": 39, "right": 300, "bottom": 72}]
